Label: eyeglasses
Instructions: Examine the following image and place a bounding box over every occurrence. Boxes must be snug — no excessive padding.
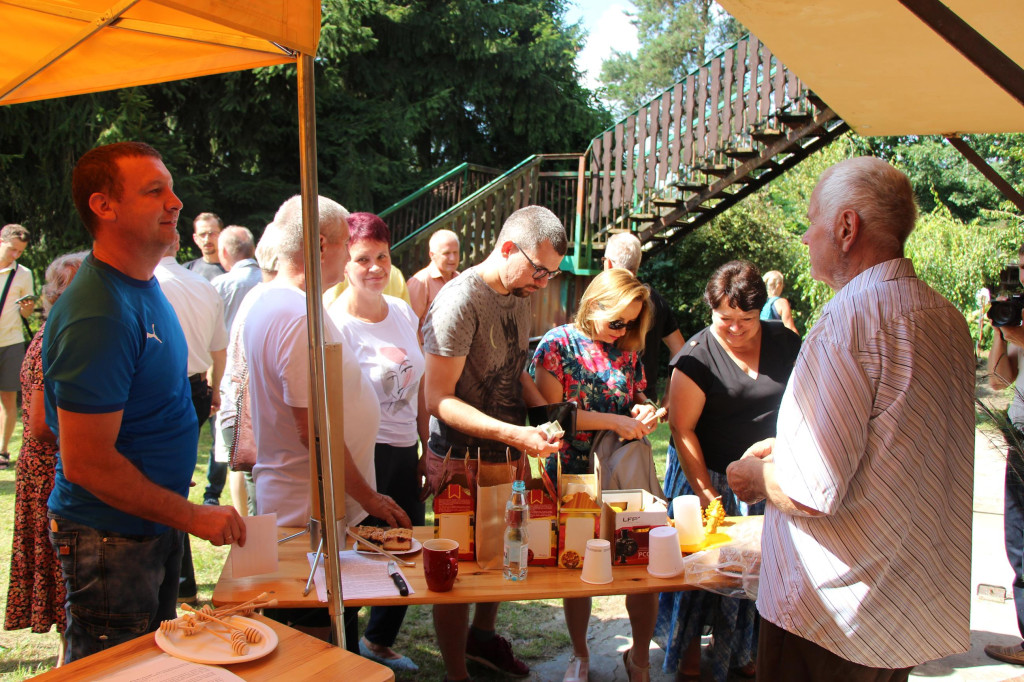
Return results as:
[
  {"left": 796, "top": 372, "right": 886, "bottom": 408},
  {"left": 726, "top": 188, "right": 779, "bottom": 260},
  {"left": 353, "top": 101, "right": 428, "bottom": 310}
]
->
[
  {"left": 512, "top": 242, "right": 561, "bottom": 280},
  {"left": 608, "top": 318, "right": 640, "bottom": 331}
]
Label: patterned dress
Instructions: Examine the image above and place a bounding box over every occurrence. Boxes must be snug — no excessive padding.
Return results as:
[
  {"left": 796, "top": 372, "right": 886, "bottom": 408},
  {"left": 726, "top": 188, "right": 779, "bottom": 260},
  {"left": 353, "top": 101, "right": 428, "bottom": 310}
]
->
[
  {"left": 5, "top": 326, "right": 66, "bottom": 633},
  {"left": 531, "top": 324, "right": 646, "bottom": 480}
]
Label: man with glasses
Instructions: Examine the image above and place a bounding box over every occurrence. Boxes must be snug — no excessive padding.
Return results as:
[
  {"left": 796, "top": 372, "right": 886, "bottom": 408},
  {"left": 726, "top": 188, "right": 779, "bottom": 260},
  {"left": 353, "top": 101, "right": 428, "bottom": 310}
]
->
[{"left": 422, "top": 205, "right": 566, "bottom": 682}]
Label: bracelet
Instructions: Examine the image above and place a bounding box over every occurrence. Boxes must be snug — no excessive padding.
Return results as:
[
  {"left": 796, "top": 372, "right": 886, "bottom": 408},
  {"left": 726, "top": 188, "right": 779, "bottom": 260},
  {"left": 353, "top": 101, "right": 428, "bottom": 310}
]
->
[{"left": 643, "top": 398, "right": 658, "bottom": 409}]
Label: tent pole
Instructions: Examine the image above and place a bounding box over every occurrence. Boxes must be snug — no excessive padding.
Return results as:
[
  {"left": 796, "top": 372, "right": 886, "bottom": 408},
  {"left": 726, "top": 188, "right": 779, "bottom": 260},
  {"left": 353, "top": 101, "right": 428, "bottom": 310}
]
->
[{"left": 297, "top": 52, "right": 347, "bottom": 646}]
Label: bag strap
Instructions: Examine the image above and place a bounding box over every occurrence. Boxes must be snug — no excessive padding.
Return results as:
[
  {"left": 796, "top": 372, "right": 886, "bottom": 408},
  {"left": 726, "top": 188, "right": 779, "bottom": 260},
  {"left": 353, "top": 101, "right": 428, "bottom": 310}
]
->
[
  {"left": 229, "top": 363, "right": 249, "bottom": 470},
  {"left": 0, "top": 266, "right": 18, "bottom": 318}
]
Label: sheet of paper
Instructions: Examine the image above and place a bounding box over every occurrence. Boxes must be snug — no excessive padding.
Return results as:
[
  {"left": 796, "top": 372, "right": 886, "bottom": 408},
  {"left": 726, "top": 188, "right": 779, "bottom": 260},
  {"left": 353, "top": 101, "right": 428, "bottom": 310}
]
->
[
  {"left": 98, "top": 653, "right": 243, "bottom": 681},
  {"left": 307, "top": 551, "right": 416, "bottom": 602},
  {"left": 228, "top": 513, "right": 278, "bottom": 578}
]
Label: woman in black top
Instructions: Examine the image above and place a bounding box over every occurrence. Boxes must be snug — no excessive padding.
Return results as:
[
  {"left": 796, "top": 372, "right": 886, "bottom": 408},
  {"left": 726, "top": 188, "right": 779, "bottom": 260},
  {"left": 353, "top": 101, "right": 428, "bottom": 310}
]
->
[{"left": 655, "top": 260, "right": 801, "bottom": 681}]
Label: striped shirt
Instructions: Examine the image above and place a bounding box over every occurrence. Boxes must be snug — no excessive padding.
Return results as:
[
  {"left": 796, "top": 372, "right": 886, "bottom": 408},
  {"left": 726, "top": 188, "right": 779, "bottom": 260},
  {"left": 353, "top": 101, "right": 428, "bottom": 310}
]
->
[{"left": 757, "top": 258, "right": 975, "bottom": 669}]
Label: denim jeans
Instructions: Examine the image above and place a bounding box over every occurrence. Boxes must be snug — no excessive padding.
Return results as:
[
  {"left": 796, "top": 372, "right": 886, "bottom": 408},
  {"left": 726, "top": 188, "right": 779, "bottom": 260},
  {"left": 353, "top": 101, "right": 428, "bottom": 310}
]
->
[{"left": 48, "top": 513, "right": 183, "bottom": 663}]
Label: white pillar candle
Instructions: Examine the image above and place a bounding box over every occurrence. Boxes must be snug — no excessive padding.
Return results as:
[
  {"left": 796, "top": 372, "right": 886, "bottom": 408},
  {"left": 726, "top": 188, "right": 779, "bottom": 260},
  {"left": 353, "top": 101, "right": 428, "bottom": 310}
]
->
[{"left": 673, "top": 495, "right": 704, "bottom": 546}]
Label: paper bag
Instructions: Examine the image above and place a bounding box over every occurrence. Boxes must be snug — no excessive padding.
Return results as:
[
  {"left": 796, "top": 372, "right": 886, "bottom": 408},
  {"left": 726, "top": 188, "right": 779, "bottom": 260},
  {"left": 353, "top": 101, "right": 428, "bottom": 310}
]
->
[
  {"left": 433, "top": 448, "right": 476, "bottom": 560},
  {"left": 475, "top": 449, "right": 522, "bottom": 570}
]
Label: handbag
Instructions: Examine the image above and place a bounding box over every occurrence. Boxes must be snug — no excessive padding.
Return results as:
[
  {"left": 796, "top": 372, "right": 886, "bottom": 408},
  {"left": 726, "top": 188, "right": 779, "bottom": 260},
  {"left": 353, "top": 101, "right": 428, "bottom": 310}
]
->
[{"left": 589, "top": 429, "right": 664, "bottom": 498}]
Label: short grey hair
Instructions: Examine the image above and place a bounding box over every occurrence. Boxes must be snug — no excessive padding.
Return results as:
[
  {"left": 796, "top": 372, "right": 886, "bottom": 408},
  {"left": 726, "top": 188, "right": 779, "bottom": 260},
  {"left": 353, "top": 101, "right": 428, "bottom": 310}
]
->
[
  {"left": 429, "top": 229, "right": 459, "bottom": 252},
  {"left": 604, "top": 233, "right": 642, "bottom": 273},
  {"left": 221, "top": 225, "right": 255, "bottom": 261},
  {"left": 42, "top": 250, "right": 89, "bottom": 310},
  {"left": 763, "top": 270, "right": 784, "bottom": 297},
  {"left": 815, "top": 157, "right": 917, "bottom": 252},
  {"left": 256, "top": 223, "right": 281, "bottom": 274},
  {"left": 495, "top": 206, "right": 567, "bottom": 256},
  {"left": 273, "top": 195, "right": 349, "bottom": 261}
]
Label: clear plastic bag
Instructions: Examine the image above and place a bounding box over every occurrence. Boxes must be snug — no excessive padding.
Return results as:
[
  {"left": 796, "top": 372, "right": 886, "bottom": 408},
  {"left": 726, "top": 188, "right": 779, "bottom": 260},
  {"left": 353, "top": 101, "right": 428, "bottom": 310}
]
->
[{"left": 682, "top": 518, "right": 762, "bottom": 600}]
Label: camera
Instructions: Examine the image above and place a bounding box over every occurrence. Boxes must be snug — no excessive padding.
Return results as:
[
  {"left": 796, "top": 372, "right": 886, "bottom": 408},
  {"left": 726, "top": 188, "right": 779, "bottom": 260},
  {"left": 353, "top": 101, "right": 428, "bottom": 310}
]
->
[{"left": 989, "top": 294, "right": 1024, "bottom": 327}]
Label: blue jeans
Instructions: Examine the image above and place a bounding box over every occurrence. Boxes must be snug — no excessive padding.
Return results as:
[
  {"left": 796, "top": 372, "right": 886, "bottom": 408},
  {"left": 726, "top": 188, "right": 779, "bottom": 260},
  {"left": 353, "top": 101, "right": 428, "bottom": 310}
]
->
[{"left": 48, "top": 513, "right": 183, "bottom": 663}]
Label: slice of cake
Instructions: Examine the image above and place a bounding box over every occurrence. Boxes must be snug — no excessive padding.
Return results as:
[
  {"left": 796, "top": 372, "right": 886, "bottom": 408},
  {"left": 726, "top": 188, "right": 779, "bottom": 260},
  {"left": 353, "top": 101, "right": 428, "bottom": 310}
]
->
[{"left": 383, "top": 528, "right": 413, "bottom": 552}]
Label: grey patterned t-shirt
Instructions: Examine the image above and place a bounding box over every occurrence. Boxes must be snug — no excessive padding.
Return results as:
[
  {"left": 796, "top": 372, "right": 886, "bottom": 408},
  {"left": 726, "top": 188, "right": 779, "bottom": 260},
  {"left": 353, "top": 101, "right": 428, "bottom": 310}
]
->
[{"left": 422, "top": 267, "right": 531, "bottom": 456}]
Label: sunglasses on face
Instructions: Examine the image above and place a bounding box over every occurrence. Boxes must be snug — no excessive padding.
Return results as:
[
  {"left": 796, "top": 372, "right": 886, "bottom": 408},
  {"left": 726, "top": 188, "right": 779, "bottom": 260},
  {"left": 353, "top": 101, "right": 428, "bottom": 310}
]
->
[
  {"left": 512, "top": 241, "right": 561, "bottom": 280},
  {"left": 608, "top": 318, "right": 640, "bottom": 331}
]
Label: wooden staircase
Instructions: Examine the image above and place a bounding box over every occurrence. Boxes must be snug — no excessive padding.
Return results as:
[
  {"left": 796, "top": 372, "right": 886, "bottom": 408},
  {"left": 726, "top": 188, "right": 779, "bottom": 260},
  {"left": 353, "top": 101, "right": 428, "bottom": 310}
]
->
[
  {"left": 386, "top": 34, "right": 849, "bottom": 332},
  {"left": 390, "top": 34, "right": 847, "bottom": 276}
]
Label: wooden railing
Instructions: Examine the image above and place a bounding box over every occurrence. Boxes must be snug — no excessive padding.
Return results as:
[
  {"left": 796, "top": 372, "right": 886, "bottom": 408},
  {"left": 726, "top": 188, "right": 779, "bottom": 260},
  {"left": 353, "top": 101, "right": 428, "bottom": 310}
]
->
[
  {"left": 391, "top": 154, "right": 582, "bottom": 275},
  {"left": 581, "top": 34, "right": 808, "bottom": 250},
  {"left": 379, "top": 163, "right": 503, "bottom": 245}
]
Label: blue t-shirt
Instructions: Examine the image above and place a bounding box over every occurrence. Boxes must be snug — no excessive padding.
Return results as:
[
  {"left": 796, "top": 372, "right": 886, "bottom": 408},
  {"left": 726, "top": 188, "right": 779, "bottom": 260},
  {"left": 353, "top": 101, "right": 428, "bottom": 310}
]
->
[{"left": 44, "top": 254, "right": 198, "bottom": 535}]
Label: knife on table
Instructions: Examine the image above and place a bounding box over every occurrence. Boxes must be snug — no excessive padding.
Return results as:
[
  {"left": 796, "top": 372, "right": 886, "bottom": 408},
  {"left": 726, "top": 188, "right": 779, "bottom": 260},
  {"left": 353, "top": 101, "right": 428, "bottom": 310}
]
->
[{"left": 387, "top": 560, "right": 409, "bottom": 596}]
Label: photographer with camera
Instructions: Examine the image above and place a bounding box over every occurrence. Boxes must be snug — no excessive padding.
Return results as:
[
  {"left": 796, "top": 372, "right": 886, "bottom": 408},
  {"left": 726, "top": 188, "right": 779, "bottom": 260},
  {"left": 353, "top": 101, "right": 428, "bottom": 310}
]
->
[{"left": 986, "top": 248, "right": 1024, "bottom": 666}]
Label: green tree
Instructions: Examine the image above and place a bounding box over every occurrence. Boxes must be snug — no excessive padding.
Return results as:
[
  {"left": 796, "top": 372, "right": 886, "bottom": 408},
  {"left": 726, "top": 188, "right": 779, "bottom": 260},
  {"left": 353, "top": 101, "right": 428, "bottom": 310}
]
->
[{"left": 597, "top": 0, "right": 744, "bottom": 114}]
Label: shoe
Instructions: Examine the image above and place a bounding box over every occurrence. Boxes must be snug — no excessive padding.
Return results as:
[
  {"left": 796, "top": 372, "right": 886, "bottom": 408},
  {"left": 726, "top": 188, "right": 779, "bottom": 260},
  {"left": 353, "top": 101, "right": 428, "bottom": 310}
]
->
[
  {"left": 0, "top": 452, "right": 9, "bottom": 470},
  {"left": 358, "top": 639, "right": 419, "bottom": 672},
  {"left": 203, "top": 498, "right": 220, "bottom": 506},
  {"left": 563, "top": 654, "right": 589, "bottom": 682},
  {"left": 985, "top": 643, "right": 1024, "bottom": 665},
  {"left": 623, "top": 648, "right": 651, "bottom": 682},
  {"left": 465, "top": 632, "right": 530, "bottom": 677},
  {"left": 176, "top": 593, "right": 198, "bottom": 605}
]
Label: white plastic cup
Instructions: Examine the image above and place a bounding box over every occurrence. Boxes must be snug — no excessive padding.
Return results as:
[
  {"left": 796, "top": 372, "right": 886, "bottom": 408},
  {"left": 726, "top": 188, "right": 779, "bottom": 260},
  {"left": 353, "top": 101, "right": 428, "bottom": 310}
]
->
[
  {"left": 580, "top": 539, "right": 613, "bottom": 584},
  {"left": 673, "top": 495, "right": 705, "bottom": 547},
  {"left": 647, "top": 526, "right": 685, "bottom": 578}
]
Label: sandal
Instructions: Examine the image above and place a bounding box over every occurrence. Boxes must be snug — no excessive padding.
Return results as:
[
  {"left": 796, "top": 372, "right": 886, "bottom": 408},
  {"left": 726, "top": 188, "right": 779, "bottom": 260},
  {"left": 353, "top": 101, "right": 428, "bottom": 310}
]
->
[
  {"left": 0, "top": 452, "right": 8, "bottom": 470},
  {"left": 622, "top": 648, "right": 651, "bottom": 682},
  {"left": 563, "top": 654, "right": 589, "bottom": 682}
]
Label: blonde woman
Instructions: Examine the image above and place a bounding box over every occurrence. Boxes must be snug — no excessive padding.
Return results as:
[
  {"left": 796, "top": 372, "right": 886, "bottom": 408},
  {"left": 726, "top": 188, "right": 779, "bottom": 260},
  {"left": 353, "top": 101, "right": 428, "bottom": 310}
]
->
[
  {"left": 760, "top": 270, "right": 798, "bottom": 335},
  {"left": 531, "top": 268, "right": 660, "bottom": 682}
]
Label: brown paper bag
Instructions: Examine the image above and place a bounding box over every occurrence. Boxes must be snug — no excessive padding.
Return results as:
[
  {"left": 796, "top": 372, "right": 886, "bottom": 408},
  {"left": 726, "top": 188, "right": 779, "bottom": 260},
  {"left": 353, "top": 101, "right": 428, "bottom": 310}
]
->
[{"left": 475, "top": 449, "right": 522, "bottom": 570}]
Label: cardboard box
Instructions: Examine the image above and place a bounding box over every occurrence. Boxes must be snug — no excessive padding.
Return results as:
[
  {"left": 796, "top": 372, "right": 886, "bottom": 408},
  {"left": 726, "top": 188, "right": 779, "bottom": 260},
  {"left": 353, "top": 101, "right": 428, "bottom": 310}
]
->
[
  {"left": 600, "top": 489, "right": 669, "bottom": 566},
  {"left": 433, "top": 481, "right": 475, "bottom": 561},
  {"left": 557, "top": 473, "right": 601, "bottom": 569}
]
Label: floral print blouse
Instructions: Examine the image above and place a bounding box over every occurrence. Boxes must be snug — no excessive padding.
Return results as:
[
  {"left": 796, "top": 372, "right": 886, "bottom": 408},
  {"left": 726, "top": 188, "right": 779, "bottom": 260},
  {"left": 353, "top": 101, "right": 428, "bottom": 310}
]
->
[{"left": 531, "top": 324, "right": 646, "bottom": 475}]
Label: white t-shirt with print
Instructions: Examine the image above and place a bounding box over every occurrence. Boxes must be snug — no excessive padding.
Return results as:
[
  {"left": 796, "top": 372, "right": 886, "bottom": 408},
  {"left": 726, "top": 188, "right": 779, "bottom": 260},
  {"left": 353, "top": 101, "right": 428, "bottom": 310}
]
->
[{"left": 328, "top": 295, "right": 424, "bottom": 447}]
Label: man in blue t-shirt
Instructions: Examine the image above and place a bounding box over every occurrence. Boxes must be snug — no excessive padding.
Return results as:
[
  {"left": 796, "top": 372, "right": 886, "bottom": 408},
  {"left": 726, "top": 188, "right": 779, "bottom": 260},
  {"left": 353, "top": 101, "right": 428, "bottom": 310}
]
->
[{"left": 43, "top": 142, "right": 245, "bottom": 663}]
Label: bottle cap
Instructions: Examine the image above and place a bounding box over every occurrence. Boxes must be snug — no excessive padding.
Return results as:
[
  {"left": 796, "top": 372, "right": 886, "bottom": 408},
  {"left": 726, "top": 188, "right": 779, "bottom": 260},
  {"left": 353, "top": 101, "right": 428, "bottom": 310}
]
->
[{"left": 512, "top": 479, "right": 526, "bottom": 492}]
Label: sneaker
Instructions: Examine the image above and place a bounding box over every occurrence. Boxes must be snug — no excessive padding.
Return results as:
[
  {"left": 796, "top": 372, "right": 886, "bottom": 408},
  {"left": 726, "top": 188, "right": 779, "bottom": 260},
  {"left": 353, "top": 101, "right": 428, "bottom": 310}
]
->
[
  {"left": 202, "top": 498, "right": 220, "bottom": 506},
  {"left": 358, "top": 639, "right": 419, "bottom": 673},
  {"left": 465, "top": 632, "right": 529, "bottom": 677},
  {"left": 985, "top": 643, "right": 1024, "bottom": 665}
]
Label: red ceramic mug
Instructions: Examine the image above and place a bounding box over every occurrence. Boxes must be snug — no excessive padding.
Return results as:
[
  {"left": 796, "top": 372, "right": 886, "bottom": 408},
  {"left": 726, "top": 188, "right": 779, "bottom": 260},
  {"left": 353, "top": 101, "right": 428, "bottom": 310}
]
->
[{"left": 423, "top": 538, "right": 460, "bottom": 592}]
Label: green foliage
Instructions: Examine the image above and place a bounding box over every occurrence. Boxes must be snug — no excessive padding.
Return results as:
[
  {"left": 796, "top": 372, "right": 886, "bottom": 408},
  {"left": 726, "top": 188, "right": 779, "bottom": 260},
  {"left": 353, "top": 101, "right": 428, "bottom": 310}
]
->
[
  {"left": 598, "top": 0, "right": 744, "bottom": 114},
  {"left": 853, "top": 134, "right": 1024, "bottom": 224}
]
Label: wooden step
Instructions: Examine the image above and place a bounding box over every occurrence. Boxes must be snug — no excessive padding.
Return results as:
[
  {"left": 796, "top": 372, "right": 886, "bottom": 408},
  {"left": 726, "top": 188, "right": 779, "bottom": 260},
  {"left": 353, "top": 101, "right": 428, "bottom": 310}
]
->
[
  {"left": 695, "top": 163, "right": 731, "bottom": 178},
  {"left": 725, "top": 147, "right": 758, "bottom": 161},
  {"left": 653, "top": 198, "right": 684, "bottom": 207},
  {"left": 776, "top": 110, "right": 813, "bottom": 126},
  {"left": 751, "top": 128, "right": 785, "bottom": 144},
  {"left": 675, "top": 181, "right": 707, "bottom": 191}
]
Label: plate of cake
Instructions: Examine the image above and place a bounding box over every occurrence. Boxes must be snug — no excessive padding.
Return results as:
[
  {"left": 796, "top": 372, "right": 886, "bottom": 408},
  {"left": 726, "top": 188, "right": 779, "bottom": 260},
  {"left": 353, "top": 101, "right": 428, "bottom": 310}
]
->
[{"left": 351, "top": 526, "right": 421, "bottom": 555}]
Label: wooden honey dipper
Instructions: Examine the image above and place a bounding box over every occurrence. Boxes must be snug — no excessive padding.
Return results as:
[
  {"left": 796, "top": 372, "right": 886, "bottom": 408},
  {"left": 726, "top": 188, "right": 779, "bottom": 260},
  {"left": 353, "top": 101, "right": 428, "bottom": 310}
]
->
[
  {"left": 158, "top": 617, "right": 204, "bottom": 637},
  {"left": 212, "top": 592, "right": 273, "bottom": 618},
  {"left": 182, "top": 603, "right": 263, "bottom": 643}
]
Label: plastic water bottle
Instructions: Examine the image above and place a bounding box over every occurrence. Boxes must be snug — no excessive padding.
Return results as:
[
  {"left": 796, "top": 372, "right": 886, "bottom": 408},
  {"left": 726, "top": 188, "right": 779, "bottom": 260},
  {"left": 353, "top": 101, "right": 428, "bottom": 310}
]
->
[{"left": 503, "top": 479, "right": 529, "bottom": 581}]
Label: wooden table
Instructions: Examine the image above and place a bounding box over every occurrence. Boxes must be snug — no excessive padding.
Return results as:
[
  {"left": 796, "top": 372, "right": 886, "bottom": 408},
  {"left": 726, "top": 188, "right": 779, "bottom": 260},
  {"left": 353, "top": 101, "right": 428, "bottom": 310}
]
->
[
  {"left": 213, "top": 517, "right": 760, "bottom": 608},
  {"left": 32, "top": 615, "right": 394, "bottom": 681}
]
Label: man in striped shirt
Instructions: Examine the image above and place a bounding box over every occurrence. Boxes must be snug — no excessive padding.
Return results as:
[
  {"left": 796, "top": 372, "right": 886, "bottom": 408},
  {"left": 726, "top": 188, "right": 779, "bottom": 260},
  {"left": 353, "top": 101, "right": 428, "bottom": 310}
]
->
[{"left": 727, "top": 157, "right": 975, "bottom": 681}]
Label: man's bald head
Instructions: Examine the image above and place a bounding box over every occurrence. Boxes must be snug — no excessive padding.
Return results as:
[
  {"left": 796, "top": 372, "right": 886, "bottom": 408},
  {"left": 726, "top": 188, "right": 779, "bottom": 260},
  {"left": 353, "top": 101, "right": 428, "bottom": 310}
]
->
[{"left": 428, "top": 229, "right": 460, "bottom": 277}]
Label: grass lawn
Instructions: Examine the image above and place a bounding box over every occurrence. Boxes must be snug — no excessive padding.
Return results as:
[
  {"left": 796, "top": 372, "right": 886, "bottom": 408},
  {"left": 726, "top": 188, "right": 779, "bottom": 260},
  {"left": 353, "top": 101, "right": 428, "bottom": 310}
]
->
[{"left": 0, "top": 419, "right": 674, "bottom": 680}]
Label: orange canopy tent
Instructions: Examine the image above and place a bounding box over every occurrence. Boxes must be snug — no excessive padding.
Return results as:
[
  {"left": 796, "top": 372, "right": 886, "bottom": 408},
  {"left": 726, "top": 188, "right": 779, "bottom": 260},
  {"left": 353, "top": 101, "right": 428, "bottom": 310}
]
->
[{"left": 0, "top": 0, "right": 350, "bottom": 641}]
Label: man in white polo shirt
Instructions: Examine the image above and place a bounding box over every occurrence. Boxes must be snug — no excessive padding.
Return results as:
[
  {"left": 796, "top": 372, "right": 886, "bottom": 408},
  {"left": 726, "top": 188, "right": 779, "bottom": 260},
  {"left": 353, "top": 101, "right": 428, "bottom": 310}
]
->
[
  {"left": 0, "top": 224, "right": 34, "bottom": 468},
  {"left": 727, "top": 157, "right": 975, "bottom": 681}
]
